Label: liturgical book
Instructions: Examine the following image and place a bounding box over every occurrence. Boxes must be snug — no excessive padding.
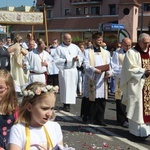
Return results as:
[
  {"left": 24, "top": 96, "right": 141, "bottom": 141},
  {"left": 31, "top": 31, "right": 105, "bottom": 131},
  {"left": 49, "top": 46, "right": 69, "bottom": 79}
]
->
[{"left": 95, "top": 64, "right": 109, "bottom": 72}]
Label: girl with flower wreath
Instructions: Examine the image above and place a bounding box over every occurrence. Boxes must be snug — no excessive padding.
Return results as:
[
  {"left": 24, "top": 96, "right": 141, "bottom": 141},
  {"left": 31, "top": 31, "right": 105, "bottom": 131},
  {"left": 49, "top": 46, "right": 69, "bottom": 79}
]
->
[
  {"left": 8, "top": 82, "right": 66, "bottom": 150},
  {"left": 0, "top": 69, "right": 18, "bottom": 150}
]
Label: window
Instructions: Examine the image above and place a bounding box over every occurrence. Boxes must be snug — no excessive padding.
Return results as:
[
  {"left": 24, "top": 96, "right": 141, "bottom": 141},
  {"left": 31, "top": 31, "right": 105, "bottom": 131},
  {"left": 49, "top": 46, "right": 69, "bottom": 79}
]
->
[
  {"left": 44, "top": 0, "right": 54, "bottom": 5},
  {"left": 144, "top": 3, "right": 150, "bottom": 12},
  {"left": 84, "top": 7, "right": 88, "bottom": 15},
  {"left": 109, "top": 4, "right": 116, "bottom": 15},
  {"left": 47, "top": 10, "right": 53, "bottom": 18},
  {"left": 91, "top": 6, "right": 100, "bottom": 15},
  {"left": 91, "top": 0, "right": 101, "bottom": 1},
  {"left": 76, "top": 8, "right": 81, "bottom": 15},
  {"left": 65, "top": 9, "right": 70, "bottom": 15}
]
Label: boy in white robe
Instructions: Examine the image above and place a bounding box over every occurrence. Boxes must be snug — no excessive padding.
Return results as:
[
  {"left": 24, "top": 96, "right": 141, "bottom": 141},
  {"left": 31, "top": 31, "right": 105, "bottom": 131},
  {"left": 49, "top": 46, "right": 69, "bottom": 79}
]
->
[
  {"left": 23, "top": 41, "right": 52, "bottom": 85},
  {"left": 111, "top": 38, "right": 132, "bottom": 128}
]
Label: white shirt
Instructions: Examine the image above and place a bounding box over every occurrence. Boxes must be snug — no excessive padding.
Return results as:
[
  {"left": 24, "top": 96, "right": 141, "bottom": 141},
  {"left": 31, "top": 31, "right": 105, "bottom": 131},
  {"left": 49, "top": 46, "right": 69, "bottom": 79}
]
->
[{"left": 8, "top": 121, "right": 63, "bottom": 150}]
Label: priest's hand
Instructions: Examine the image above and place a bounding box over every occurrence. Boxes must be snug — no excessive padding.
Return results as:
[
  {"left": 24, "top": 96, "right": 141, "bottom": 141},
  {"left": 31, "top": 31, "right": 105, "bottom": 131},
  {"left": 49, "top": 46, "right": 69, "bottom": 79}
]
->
[
  {"left": 94, "top": 68, "right": 101, "bottom": 74},
  {"left": 73, "top": 56, "right": 78, "bottom": 62},
  {"left": 21, "top": 48, "right": 28, "bottom": 56},
  {"left": 23, "top": 63, "right": 27, "bottom": 69},
  {"left": 105, "top": 73, "right": 111, "bottom": 79},
  {"left": 41, "top": 60, "right": 48, "bottom": 67},
  {"left": 144, "top": 69, "right": 150, "bottom": 77},
  {"left": 147, "top": 65, "right": 150, "bottom": 70}
]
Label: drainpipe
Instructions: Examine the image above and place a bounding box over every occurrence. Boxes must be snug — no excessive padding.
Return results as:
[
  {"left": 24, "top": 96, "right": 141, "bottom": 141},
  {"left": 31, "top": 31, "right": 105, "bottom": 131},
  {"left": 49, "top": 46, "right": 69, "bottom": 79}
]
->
[{"left": 140, "top": 0, "right": 144, "bottom": 34}]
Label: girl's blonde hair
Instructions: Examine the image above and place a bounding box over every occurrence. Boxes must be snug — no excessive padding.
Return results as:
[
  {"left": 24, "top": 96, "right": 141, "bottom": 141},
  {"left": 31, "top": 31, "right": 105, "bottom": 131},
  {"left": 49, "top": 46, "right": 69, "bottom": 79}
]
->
[
  {"left": 0, "top": 69, "right": 18, "bottom": 114},
  {"left": 17, "top": 82, "right": 56, "bottom": 125}
]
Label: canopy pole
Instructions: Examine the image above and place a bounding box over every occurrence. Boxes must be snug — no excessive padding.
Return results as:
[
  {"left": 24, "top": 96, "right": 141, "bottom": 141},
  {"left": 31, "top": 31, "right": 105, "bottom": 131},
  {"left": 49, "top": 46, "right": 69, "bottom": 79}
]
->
[
  {"left": 44, "top": 6, "right": 48, "bottom": 47},
  {"left": 31, "top": 23, "right": 34, "bottom": 36},
  {"left": 31, "top": 0, "right": 36, "bottom": 35}
]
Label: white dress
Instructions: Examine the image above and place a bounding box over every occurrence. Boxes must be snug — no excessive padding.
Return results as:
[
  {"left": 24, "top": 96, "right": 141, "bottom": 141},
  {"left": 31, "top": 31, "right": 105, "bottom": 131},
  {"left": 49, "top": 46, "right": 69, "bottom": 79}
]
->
[{"left": 54, "top": 43, "right": 83, "bottom": 104}]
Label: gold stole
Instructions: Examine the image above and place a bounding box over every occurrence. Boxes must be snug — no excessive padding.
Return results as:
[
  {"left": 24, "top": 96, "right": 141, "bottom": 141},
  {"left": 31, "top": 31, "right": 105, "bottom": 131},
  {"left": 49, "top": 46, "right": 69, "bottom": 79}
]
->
[
  {"left": 115, "top": 51, "right": 124, "bottom": 100},
  {"left": 25, "top": 125, "right": 53, "bottom": 150},
  {"left": 88, "top": 48, "right": 107, "bottom": 101},
  {"left": 142, "top": 58, "right": 150, "bottom": 122}
]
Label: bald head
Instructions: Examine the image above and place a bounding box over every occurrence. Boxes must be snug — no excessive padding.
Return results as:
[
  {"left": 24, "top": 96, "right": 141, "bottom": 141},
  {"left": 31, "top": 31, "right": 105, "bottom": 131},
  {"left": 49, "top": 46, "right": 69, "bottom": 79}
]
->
[
  {"left": 122, "top": 38, "right": 132, "bottom": 52},
  {"left": 63, "top": 33, "right": 72, "bottom": 46}
]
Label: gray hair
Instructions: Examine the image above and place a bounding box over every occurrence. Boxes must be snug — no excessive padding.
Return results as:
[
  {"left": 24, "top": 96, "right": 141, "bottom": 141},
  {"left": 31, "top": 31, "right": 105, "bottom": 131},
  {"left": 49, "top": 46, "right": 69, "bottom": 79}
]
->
[{"left": 138, "top": 33, "right": 150, "bottom": 42}]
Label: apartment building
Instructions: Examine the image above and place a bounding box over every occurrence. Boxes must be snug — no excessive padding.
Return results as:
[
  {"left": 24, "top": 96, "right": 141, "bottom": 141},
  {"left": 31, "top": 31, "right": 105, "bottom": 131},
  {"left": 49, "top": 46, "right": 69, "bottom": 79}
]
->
[{"left": 3, "top": 0, "right": 150, "bottom": 48}]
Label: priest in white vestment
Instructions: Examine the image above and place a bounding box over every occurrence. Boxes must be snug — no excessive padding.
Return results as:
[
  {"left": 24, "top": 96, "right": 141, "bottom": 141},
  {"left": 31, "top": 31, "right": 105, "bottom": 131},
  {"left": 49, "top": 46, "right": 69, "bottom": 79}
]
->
[
  {"left": 8, "top": 35, "right": 28, "bottom": 93},
  {"left": 81, "top": 32, "right": 112, "bottom": 126},
  {"left": 120, "top": 33, "right": 150, "bottom": 137},
  {"left": 111, "top": 38, "right": 132, "bottom": 128},
  {"left": 54, "top": 33, "right": 83, "bottom": 112}
]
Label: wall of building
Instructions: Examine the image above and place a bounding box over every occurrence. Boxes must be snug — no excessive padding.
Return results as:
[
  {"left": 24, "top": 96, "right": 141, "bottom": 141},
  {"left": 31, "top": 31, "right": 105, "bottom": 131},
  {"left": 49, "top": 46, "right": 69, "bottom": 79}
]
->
[{"left": 0, "top": 0, "right": 149, "bottom": 47}]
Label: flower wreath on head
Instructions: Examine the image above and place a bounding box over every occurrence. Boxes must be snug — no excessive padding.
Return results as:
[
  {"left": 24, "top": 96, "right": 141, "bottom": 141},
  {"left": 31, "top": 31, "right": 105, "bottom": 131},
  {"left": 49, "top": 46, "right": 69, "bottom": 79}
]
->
[{"left": 21, "top": 85, "right": 59, "bottom": 97}]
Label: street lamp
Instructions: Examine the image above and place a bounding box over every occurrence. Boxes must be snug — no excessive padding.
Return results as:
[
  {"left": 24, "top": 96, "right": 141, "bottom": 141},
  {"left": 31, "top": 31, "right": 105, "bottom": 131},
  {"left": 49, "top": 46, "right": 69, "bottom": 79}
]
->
[
  {"left": 43, "top": 3, "right": 49, "bottom": 47},
  {"left": 6, "top": 0, "right": 9, "bottom": 38}
]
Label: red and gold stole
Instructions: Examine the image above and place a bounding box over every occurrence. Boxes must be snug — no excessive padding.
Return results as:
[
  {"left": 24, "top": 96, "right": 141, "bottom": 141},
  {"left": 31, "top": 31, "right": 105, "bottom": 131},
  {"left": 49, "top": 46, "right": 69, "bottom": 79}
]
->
[{"left": 135, "top": 44, "right": 150, "bottom": 123}]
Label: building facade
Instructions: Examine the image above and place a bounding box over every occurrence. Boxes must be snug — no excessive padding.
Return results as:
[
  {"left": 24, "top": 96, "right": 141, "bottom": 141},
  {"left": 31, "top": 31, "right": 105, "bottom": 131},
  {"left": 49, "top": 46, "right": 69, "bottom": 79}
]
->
[{"left": 1, "top": 0, "right": 150, "bottom": 49}]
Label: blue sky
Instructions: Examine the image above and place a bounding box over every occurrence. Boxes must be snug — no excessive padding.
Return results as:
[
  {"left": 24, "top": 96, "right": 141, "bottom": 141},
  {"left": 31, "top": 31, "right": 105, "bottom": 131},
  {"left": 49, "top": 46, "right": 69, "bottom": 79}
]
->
[{"left": 0, "top": 0, "right": 33, "bottom": 7}]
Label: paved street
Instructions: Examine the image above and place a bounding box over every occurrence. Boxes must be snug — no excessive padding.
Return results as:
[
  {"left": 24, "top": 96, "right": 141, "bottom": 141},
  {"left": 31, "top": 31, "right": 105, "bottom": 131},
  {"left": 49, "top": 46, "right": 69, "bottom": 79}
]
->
[{"left": 54, "top": 94, "right": 150, "bottom": 150}]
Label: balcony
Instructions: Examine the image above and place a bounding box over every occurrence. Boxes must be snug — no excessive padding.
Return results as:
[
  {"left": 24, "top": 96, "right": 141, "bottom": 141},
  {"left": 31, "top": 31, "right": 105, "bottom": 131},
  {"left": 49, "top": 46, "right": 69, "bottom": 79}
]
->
[
  {"left": 36, "top": 0, "right": 54, "bottom": 7},
  {"left": 71, "top": 0, "right": 103, "bottom": 6}
]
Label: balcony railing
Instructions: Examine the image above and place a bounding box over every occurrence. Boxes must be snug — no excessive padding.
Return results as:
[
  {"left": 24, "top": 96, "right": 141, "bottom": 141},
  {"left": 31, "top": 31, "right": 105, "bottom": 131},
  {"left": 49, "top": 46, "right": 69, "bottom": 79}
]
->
[
  {"left": 71, "top": 0, "right": 102, "bottom": 5},
  {"left": 36, "top": 0, "right": 54, "bottom": 6}
]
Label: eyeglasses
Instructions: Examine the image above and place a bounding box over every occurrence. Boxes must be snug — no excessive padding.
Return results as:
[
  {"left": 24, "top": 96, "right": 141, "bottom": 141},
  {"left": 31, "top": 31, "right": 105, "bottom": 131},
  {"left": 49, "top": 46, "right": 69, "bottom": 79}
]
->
[{"left": 0, "top": 86, "right": 8, "bottom": 93}]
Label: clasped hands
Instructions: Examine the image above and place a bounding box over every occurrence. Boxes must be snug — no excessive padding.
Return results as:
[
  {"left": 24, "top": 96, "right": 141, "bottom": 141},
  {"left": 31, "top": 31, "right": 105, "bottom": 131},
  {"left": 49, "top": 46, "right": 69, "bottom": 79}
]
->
[
  {"left": 41, "top": 61, "right": 48, "bottom": 67},
  {"left": 73, "top": 56, "right": 78, "bottom": 62},
  {"left": 65, "top": 56, "right": 78, "bottom": 64},
  {"left": 145, "top": 65, "right": 150, "bottom": 77},
  {"left": 94, "top": 68, "right": 111, "bottom": 78}
]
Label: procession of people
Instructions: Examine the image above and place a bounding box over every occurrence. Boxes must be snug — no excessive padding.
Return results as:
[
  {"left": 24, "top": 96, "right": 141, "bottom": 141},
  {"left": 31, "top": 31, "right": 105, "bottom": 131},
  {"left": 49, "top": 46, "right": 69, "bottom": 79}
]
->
[{"left": 0, "top": 31, "right": 149, "bottom": 149}]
